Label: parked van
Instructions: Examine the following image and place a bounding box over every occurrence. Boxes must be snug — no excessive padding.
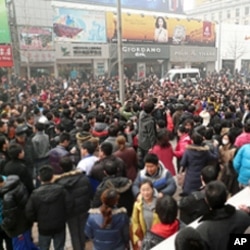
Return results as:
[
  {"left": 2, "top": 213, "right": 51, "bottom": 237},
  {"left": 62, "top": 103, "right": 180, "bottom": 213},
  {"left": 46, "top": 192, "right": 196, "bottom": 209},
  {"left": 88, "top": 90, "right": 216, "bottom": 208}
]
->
[{"left": 160, "top": 68, "right": 200, "bottom": 84}]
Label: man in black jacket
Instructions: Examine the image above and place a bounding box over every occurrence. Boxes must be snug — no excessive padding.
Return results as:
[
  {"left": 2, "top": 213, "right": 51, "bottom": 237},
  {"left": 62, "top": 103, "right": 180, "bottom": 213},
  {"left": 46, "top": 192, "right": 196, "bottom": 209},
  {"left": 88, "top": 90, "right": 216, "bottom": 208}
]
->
[
  {"left": 138, "top": 100, "right": 157, "bottom": 168},
  {"left": 92, "top": 160, "right": 134, "bottom": 216},
  {"left": 55, "top": 157, "right": 92, "bottom": 250},
  {"left": 196, "top": 181, "right": 250, "bottom": 250},
  {"left": 26, "top": 165, "right": 72, "bottom": 250}
]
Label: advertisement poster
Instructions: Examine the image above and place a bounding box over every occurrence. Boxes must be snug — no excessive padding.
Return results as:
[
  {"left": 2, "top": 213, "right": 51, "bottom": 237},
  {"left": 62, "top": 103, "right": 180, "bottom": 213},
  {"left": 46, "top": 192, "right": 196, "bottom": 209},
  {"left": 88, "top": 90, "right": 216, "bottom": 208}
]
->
[
  {"left": 19, "top": 27, "right": 53, "bottom": 50},
  {"left": 106, "top": 12, "right": 215, "bottom": 46},
  {"left": 75, "top": 0, "right": 184, "bottom": 13},
  {"left": 0, "top": 45, "right": 13, "bottom": 67},
  {"left": 137, "top": 63, "right": 146, "bottom": 79},
  {"left": 0, "top": 0, "right": 11, "bottom": 43},
  {"left": 53, "top": 8, "right": 106, "bottom": 43}
]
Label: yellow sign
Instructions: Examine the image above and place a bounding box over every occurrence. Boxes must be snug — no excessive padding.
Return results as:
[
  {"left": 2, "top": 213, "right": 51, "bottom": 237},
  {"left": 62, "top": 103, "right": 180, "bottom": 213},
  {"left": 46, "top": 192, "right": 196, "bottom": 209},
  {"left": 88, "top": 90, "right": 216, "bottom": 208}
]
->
[{"left": 106, "top": 12, "right": 216, "bottom": 46}]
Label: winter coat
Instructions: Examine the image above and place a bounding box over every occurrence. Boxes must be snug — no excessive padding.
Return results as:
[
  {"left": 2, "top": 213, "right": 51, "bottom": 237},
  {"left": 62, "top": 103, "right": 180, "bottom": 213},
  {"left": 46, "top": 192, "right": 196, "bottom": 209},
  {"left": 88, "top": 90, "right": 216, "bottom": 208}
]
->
[
  {"left": 90, "top": 155, "right": 126, "bottom": 182},
  {"left": 141, "top": 219, "right": 183, "bottom": 250},
  {"left": 234, "top": 132, "right": 250, "bottom": 148},
  {"left": 25, "top": 182, "right": 72, "bottom": 236},
  {"left": 233, "top": 143, "right": 250, "bottom": 185},
  {"left": 132, "top": 161, "right": 176, "bottom": 197},
  {"left": 48, "top": 145, "right": 69, "bottom": 174},
  {"left": 178, "top": 189, "right": 209, "bottom": 224},
  {"left": 197, "top": 205, "right": 250, "bottom": 250},
  {"left": 3, "top": 159, "right": 34, "bottom": 195},
  {"left": 55, "top": 170, "right": 92, "bottom": 217},
  {"left": 130, "top": 198, "right": 160, "bottom": 246},
  {"left": 149, "top": 145, "right": 176, "bottom": 176},
  {"left": 114, "top": 147, "right": 138, "bottom": 181},
  {"left": 174, "top": 133, "right": 192, "bottom": 159},
  {"left": 1, "top": 175, "right": 32, "bottom": 237},
  {"left": 85, "top": 207, "right": 129, "bottom": 250},
  {"left": 138, "top": 111, "right": 157, "bottom": 151},
  {"left": 180, "top": 144, "right": 218, "bottom": 195},
  {"left": 92, "top": 176, "right": 134, "bottom": 216},
  {"left": 31, "top": 131, "right": 50, "bottom": 159}
]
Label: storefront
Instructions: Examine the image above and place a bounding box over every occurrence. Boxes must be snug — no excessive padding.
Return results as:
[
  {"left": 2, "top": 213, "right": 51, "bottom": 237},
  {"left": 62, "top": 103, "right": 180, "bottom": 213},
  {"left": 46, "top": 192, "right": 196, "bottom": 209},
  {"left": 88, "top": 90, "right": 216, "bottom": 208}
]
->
[
  {"left": 109, "top": 44, "right": 170, "bottom": 79},
  {"left": 55, "top": 43, "right": 109, "bottom": 79},
  {"left": 169, "top": 45, "right": 217, "bottom": 75}
]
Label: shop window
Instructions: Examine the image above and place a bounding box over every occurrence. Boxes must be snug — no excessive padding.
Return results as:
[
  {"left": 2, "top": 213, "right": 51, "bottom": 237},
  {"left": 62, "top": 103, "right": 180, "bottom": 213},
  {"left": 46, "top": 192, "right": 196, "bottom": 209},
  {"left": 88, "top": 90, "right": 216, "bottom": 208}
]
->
[
  {"left": 235, "top": 8, "right": 240, "bottom": 17},
  {"left": 245, "top": 7, "right": 249, "bottom": 15},
  {"left": 227, "top": 10, "right": 231, "bottom": 19}
]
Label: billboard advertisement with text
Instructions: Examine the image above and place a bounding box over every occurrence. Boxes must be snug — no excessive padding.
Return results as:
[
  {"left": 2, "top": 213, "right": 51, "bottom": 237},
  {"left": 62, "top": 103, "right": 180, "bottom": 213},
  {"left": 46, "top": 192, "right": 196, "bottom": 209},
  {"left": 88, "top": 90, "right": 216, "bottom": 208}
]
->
[
  {"left": 0, "top": 45, "right": 13, "bottom": 67},
  {"left": 53, "top": 8, "right": 106, "bottom": 43},
  {"left": 106, "top": 12, "right": 215, "bottom": 46},
  {"left": 0, "top": 0, "right": 11, "bottom": 43}
]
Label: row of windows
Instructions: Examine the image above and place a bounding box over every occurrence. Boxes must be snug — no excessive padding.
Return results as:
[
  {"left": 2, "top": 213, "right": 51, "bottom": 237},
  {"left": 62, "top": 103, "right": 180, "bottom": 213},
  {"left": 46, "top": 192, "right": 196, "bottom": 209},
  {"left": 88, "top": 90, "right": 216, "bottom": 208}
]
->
[{"left": 204, "top": 6, "right": 250, "bottom": 24}]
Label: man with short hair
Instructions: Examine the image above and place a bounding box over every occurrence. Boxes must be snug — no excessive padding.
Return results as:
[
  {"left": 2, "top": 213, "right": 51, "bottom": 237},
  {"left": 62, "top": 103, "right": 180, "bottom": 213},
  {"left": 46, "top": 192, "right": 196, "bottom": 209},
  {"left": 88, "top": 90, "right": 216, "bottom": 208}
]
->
[
  {"left": 132, "top": 153, "right": 176, "bottom": 198},
  {"left": 76, "top": 141, "right": 98, "bottom": 175},
  {"left": 48, "top": 132, "right": 70, "bottom": 174},
  {"left": 178, "top": 165, "right": 219, "bottom": 224},
  {"left": 196, "top": 181, "right": 250, "bottom": 250},
  {"left": 90, "top": 142, "right": 126, "bottom": 182},
  {"left": 138, "top": 100, "right": 157, "bottom": 168},
  {"left": 26, "top": 165, "right": 72, "bottom": 250}
]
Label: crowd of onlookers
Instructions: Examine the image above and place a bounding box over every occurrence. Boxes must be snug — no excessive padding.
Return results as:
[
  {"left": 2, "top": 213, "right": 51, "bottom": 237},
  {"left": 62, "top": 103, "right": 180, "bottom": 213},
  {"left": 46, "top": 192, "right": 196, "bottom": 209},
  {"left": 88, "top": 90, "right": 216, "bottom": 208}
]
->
[{"left": 0, "top": 70, "right": 250, "bottom": 250}]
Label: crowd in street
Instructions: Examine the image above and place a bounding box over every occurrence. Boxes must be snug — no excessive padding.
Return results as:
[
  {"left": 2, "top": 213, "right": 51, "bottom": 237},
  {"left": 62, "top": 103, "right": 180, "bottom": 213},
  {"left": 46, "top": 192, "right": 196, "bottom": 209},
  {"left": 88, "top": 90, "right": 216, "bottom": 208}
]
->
[{"left": 0, "top": 69, "right": 250, "bottom": 250}]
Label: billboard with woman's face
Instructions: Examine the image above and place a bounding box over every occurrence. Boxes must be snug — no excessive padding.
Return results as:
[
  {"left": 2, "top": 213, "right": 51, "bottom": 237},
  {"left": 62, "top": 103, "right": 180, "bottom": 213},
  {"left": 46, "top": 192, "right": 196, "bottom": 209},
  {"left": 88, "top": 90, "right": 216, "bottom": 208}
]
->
[{"left": 106, "top": 12, "right": 216, "bottom": 47}]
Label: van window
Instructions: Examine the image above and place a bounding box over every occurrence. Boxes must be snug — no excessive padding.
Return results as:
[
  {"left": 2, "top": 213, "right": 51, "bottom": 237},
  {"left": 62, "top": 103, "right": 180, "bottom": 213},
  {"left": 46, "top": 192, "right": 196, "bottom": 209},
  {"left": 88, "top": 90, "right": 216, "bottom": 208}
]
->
[
  {"left": 189, "top": 73, "right": 199, "bottom": 78},
  {"left": 174, "top": 73, "right": 181, "bottom": 81}
]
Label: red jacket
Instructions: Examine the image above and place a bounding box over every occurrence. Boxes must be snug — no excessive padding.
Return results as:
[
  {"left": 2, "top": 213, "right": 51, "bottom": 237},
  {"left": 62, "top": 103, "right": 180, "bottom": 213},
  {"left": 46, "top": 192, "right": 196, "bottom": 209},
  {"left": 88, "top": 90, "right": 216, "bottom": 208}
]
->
[
  {"left": 149, "top": 144, "right": 176, "bottom": 176},
  {"left": 174, "top": 133, "right": 192, "bottom": 159}
]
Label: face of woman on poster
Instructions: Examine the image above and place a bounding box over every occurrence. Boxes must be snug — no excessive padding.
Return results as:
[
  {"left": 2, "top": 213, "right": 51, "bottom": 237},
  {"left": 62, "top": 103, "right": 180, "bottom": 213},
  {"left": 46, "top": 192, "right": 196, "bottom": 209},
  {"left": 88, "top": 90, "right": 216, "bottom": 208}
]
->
[{"left": 158, "top": 18, "right": 164, "bottom": 28}]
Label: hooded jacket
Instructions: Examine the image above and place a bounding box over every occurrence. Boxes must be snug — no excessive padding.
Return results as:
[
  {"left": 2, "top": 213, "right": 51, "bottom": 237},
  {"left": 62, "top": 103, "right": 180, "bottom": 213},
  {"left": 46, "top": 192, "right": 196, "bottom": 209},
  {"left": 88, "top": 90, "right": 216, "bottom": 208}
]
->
[
  {"left": 1, "top": 175, "right": 31, "bottom": 237},
  {"left": 25, "top": 182, "right": 72, "bottom": 235},
  {"left": 55, "top": 170, "right": 92, "bottom": 217},
  {"left": 92, "top": 176, "right": 134, "bottom": 216}
]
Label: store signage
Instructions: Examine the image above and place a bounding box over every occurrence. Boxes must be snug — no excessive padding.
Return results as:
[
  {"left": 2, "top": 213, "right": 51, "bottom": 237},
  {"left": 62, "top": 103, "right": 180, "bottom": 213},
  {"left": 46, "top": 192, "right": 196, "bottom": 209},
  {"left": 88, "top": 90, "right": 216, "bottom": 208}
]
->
[{"left": 0, "top": 45, "right": 13, "bottom": 67}]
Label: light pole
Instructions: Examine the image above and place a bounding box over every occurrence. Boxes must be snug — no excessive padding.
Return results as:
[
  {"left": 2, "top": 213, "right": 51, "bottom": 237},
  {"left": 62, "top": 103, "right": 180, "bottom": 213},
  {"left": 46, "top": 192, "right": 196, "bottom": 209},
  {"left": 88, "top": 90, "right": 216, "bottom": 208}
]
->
[{"left": 116, "top": 0, "right": 125, "bottom": 104}]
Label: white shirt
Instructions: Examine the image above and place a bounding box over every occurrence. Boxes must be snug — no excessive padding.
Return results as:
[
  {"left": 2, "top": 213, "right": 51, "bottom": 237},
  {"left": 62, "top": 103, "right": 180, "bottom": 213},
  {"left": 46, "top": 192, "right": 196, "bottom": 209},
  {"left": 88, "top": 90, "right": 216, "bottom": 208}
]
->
[{"left": 76, "top": 155, "right": 98, "bottom": 175}]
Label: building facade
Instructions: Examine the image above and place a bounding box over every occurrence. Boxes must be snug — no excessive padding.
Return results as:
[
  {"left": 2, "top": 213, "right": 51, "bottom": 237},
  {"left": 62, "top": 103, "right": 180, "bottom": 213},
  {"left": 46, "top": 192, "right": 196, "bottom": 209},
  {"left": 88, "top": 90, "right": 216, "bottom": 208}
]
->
[{"left": 8, "top": 0, "right": 217, "bottom": 79}]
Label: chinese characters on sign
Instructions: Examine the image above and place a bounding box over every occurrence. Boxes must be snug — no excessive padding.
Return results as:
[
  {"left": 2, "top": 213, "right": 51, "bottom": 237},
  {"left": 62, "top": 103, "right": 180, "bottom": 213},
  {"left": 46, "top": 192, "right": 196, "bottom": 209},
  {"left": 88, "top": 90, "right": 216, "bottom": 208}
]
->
[{"left": 0, "top": 45, "right": 13, "bottom": 67}]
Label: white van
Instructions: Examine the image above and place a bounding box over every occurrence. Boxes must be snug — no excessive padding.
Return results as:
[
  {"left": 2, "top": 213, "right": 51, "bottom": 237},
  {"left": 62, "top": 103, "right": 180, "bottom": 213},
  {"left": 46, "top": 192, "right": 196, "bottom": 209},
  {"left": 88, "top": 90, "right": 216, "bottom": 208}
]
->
[{"left": 160, "top": 68, "right": 200, "bottom": 85}]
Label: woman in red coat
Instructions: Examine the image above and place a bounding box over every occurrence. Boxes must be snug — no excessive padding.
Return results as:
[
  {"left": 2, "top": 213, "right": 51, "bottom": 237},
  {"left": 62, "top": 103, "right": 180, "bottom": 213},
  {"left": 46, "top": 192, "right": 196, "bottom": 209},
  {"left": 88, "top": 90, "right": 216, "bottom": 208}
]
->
[
  {"left": 114, "top": 135, "right": 138, "bottom": 181},
  {"left": 174, "top": 125, "right": 192, "bottom": 172},
  {"left": 149, "top": 130, "right": 176, "bottom": 176}
]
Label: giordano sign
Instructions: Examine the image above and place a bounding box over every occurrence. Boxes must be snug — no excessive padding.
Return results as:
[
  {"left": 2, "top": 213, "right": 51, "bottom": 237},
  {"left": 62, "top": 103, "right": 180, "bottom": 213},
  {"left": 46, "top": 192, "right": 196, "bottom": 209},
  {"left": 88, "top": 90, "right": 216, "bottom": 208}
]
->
[{"left": 111, "top": 44, "right": 169, "bottom": 59}]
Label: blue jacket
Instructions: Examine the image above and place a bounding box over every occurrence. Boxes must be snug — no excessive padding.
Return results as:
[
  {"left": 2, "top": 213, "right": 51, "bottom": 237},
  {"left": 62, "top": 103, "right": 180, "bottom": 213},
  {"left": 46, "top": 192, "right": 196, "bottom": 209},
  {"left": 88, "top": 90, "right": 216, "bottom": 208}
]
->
[
  {"left": 132, "top": 161, "right": 176, "bottom": 197},
  {"left": 85, "top": 207, "right": 129, "bottom": 250},
  {"left": 233, "top": 144, "right": 250, "bottom": 185}
]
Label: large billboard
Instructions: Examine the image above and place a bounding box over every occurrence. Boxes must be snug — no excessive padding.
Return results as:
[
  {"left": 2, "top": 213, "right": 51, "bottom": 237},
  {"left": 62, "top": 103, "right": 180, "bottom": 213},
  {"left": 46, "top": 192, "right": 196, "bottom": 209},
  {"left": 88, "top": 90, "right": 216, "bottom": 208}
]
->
[
  {"left": 19, "top": 27, "right": 53, "bottom": 50},
  {"left": 0, "top": 0, "right": 11, "bottom": 43},
  {"left": 67, "top": 0, "right": 184, "bottom": 13},
  {"left": 53, "top": 8, "right": 106, "bottom": 43},
  {"left": 106, "top": 12, "right": 215, "bottom": 46}
]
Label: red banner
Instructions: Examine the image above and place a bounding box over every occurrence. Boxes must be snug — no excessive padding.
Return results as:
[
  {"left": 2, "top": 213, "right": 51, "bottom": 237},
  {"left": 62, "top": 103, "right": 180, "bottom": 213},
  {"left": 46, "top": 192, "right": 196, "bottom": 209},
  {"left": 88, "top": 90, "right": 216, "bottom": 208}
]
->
[{"left": 0, "top": 45, "right": 13, "bottom": 67}]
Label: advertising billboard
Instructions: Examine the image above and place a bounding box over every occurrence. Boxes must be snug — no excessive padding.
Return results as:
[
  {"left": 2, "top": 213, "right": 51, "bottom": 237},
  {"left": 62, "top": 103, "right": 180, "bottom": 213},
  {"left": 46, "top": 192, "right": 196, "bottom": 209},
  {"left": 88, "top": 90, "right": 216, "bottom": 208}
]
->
[
  {"left": 72, "top": 0, "right": 184, "bottom": 14},
  {"left": 19, "top": 27, "right": 53, "bottom": 50},
  {"left": 0, "top": 45, "right": 13, "bottom": 67},
  {"left": 0, "top": 0, "right": 11, "bottom": 43},
  {"left": 106, "top": 12, "right": 215, "bottom": 46},
  {"left": 53, "top": 8, "right": 106, "bottom": 43}
]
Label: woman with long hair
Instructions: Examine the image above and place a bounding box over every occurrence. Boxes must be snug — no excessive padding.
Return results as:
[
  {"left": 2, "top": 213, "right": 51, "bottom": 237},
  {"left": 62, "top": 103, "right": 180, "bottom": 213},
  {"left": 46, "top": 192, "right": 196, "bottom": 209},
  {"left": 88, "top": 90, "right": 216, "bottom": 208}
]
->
[
  {"left": 85, "top": 189, "right": 129, "bottom": 250},
  {"left": 114, "top": 135, "right": 138, "bottom": 181},
  {"left": 149, "top": 129, "right": 176, "bottom": 176}
]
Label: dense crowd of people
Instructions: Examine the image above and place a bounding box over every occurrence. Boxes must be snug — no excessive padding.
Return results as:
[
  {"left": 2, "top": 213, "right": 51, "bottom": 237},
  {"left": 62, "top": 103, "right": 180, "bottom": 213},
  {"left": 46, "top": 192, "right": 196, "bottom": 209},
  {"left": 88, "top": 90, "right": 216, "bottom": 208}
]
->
[{"left": 0, "top": 70, "right": 250, "bottom": 249}]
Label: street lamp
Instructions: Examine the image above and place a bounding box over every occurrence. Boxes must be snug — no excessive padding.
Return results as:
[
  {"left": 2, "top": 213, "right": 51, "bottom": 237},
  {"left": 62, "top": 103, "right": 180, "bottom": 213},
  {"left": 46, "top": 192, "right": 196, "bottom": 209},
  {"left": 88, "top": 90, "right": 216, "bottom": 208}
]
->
[{"left": 116, "top": 0, "right": 125, "bottom": 104}]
